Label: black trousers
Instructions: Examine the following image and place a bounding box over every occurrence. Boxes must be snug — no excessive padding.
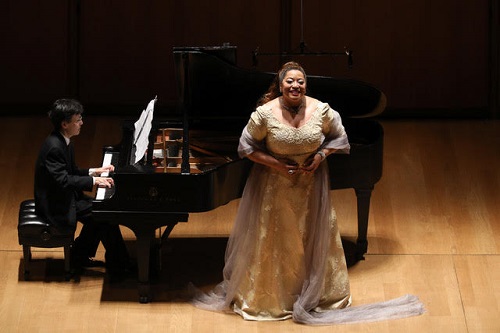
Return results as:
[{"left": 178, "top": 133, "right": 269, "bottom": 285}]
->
[{"left": 72, "top": 196, "right": 129, "bottom": 268}]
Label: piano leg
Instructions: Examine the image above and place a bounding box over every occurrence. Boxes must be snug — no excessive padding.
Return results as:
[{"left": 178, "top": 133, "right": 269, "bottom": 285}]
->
[
  {"left": 354, "top": 187, "right": 373, "bottom": 260},
  {"left": 93, "top": 211, "right": 187, "bottom": 302},
  {"left": 133, "top": 227, "right": 156, "bottom": 303},
  {"left": 127, "top": 220, "right": 181, "bottom": 303}
]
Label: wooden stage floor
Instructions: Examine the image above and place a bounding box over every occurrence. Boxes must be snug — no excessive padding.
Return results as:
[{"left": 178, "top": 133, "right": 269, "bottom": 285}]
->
[{"left": 0, "top": 115, "right": 498, "bottom": 332}]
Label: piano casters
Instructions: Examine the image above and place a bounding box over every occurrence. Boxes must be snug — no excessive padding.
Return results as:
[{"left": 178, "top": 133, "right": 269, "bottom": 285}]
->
[{"left": 354, "top": 187, "right": 373, "bottom": 260}]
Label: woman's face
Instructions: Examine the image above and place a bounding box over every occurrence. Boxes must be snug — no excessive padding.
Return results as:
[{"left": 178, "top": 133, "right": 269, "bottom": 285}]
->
[{"left": 280, "top": 69, "right": 306, "bottom": 104}]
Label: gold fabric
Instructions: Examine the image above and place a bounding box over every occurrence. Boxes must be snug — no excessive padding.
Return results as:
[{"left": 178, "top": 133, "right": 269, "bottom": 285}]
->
[
  {"left": 191, "top": 103, "right": 424, "bottom": 324},
  {"left": 231, "top": 103, "right": 351, "bottom": 320}
]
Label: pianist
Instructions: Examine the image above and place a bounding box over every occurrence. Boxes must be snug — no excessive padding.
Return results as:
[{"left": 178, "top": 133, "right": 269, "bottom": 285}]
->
[
  {"left": 191, "top": 62, "right": 424, "bottom": 324},
  {"left": 34, "top": 98, "right": 131, "bottom": 279}
]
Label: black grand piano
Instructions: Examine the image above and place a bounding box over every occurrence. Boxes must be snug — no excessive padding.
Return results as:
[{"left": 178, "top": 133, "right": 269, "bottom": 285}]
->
[{"left": 93, "top": 46, "right": 385, "bottom": 303}]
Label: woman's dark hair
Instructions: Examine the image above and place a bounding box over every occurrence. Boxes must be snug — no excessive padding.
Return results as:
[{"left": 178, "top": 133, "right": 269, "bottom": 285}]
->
[
  {"left": 256, "top": 61, "right": 307, "bottom": 106},
  {"left": 48, "top": 99, "right": 84, "bottom": 130}
]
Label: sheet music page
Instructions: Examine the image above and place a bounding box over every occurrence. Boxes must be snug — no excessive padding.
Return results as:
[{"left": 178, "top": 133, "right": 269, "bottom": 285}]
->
[{"left": 133, "top": 97, "right": 156, "bottom": 164}]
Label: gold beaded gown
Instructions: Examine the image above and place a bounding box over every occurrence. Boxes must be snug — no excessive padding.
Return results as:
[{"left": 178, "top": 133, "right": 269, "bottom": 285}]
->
[
  {"left": 192, "top": 101, "right": 352, "bottom": 320},
  {"left": 192, "top": 102, "right": 425, "bottom": 325}
]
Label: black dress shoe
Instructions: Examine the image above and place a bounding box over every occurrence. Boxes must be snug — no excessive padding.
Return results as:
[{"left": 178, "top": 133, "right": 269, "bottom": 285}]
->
[
  {"left": 106, "top": 259, "right": 137, "bottom": 283},
  {"left": 72, "top": 256, "right": 105, "bottom": 269},
  {"left": 81, "top": 257, "right": 105, "bottom": 268},
  {"left": 107, "top": 266, "right": 135, "bottom": 283}
]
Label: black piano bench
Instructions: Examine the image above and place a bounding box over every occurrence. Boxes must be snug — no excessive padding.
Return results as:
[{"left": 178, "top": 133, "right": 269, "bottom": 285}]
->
[{"left": 17, "top": 199, "right": 75, "bottom": 281}]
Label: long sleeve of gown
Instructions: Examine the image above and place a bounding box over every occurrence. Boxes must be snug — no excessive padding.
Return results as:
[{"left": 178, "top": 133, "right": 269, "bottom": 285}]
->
[
  {"left": 320, "top": 104, "right": 350, "bottom": 154},
  {"left": 238, "top": 103, "right": 350, "bottom": 158}
]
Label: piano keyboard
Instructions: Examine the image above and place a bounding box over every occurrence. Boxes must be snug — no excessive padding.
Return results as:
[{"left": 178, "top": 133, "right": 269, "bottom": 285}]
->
[{"left": 95, "top": 151, "right": 118, "bottom": 200}]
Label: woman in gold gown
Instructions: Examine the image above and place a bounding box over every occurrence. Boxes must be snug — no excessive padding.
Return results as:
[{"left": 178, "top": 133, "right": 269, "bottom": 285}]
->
[{"left": 191, "top": 62, "right": 424, "bottom": 325}]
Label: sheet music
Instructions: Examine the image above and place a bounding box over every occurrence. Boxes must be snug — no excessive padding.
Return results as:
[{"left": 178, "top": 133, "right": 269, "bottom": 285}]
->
[{"left": 133, "top": 97, "right": 156, "bottom": 164}]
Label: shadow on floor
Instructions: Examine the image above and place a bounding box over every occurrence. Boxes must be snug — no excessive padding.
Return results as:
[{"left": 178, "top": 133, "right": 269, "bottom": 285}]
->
[
  {"left": 16, "top": 237, "right": 364, "bottom": 302},
  {"left": 99, "top": 236, "right": 364, "bottom": 303}
]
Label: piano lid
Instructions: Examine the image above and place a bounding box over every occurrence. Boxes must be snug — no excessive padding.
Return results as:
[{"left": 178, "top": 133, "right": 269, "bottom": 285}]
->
[{"left": 173, "top": 46, "right": 386, "bottom": 122}]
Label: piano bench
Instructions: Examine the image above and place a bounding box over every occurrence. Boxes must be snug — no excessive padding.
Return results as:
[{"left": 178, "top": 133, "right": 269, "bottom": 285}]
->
[{"left": 17, "top": 199, "right": 75, "bottom": 281}]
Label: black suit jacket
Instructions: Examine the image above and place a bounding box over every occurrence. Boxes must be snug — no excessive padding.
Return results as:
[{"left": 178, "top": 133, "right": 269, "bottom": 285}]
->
[{"left": 34, "top": 131, "right": 94, "bottom": 227}]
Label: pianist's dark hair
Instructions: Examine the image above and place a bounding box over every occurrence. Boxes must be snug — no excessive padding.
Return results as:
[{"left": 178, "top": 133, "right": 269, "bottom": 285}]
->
[
  {"left": 256, "top": 61, "right": 307, "bottom": 107},
  {"left": 48, "top": 98, "right": 84, "bottom": 130}
]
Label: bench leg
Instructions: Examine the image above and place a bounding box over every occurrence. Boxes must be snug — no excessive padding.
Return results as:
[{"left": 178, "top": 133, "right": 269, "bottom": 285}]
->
[
  {"left": 63, "top": 245, "right": 72, "bottom": 281},
  {"left": 22, "top": 245, "right": 32, "bottom": 279}
]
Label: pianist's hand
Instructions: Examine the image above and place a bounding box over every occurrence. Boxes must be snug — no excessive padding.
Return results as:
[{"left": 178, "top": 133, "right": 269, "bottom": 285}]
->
[
  {"left": 94, "top": 164, "right": 115, "bottom": 175},
  {"left": 95, "top": 177, "right": 114, "bottom": 188}
]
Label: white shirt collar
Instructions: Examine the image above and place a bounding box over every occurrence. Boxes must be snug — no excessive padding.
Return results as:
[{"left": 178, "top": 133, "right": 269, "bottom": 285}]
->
[{"left": 60, "top": 132, "right": 70, "bottom": 146}]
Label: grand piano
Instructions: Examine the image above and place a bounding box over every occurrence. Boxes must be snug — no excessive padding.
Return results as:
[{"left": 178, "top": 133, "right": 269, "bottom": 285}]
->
[{"left": 93, "top": 46, "right": 385, "bottom": 303}]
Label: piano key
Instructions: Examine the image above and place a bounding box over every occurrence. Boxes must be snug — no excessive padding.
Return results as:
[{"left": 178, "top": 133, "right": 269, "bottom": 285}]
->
[
  {"left": 100, "top": 152, "right": 114, "bottom": 176},
  {"left": 95, "top": 151, "right": 118, "bottom": 200}
]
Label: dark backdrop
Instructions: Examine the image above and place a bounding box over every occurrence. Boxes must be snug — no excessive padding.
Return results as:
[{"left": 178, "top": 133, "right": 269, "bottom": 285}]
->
[{"left": 1, "top": 0, "right": 498, "bottom": 118}]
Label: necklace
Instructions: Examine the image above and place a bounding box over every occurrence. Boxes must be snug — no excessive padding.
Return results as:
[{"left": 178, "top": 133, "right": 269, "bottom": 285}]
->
[{"left": 279, "top": 97, "right": 304, "bottom": 115}]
